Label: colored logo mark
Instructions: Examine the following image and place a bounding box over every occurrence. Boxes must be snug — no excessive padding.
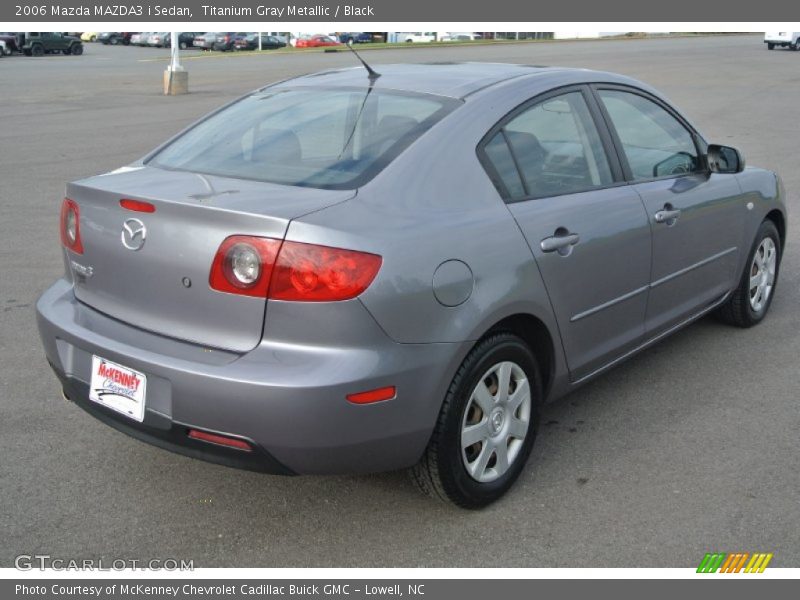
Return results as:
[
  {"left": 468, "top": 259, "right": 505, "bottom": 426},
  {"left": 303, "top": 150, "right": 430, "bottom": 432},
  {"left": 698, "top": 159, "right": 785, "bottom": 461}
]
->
[{"left": 697, "top": 552, "right": 773, "bottom": 573}]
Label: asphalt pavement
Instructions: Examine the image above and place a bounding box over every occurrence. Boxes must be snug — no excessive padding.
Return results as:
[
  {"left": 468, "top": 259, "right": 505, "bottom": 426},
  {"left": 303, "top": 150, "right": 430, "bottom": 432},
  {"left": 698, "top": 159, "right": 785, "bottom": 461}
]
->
[{"left": 1, "top": 34, "right": 798, "bottom": 568}]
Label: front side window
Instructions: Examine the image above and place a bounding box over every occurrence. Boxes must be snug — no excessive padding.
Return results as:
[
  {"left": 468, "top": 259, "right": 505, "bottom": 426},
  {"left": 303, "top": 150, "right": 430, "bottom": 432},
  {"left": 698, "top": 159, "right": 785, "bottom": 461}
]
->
[
  {"left": 148, "top": 88, "right": 458, "bottom": 189},
  {"left": 598, "top": 89, "right": 700, "bottom": 181},
  {"left": 482, "top": 91, "right": 614, "bottom": 200}
]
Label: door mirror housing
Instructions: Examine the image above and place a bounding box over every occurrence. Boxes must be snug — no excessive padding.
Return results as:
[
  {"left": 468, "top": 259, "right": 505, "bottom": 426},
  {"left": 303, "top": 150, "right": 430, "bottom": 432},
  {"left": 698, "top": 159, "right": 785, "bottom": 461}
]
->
[{"left": 707, "top": 144, "right": 745, "bottom": 174}]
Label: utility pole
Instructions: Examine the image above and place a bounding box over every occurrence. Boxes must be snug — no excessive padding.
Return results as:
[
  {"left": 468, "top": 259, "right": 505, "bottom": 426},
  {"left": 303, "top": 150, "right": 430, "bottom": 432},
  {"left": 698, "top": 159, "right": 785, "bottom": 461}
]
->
[{"left": 164, "top": 31, "right": 188, "bottom": 95}]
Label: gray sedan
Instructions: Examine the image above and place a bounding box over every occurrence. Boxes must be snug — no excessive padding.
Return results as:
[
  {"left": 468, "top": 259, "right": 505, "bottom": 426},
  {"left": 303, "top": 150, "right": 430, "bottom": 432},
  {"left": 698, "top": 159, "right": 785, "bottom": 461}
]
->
[{"left": 36, "top": 63, "right": 787, "bottom": 508}]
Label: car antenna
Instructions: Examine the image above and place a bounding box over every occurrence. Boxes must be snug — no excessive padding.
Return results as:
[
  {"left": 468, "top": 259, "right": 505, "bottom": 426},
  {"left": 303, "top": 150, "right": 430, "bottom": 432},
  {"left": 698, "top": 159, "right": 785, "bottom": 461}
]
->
[{"left": 346, "top": 40, "right": 381, "bottom": 82}]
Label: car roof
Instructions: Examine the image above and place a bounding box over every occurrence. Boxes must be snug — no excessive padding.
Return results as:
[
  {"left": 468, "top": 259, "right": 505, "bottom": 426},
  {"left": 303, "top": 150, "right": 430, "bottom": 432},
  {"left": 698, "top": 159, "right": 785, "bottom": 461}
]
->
[{"left": 274, "top": 63, "right": 585, "bottom": 99}]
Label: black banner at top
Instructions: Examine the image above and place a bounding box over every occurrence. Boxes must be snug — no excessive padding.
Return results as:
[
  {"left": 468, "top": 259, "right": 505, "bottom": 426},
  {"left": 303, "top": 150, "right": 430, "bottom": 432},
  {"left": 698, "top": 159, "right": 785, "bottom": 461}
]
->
[{"left": 2, "top": 0, "right": 798, "bottom": 22}]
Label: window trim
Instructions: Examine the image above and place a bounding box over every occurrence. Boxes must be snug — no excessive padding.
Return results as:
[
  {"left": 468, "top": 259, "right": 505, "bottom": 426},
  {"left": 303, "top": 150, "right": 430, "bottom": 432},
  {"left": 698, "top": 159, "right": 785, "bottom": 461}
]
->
[
  {"left": 588, "top": 83, "right": 710, "bottom": 185},
  {"left": 476, "top": 84, "right": 627, "bottom": 204}
]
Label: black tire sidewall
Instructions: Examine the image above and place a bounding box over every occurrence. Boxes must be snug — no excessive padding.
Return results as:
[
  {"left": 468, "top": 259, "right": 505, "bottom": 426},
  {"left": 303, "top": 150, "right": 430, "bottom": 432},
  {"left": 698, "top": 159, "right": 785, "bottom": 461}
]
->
[
  {"left": 742, "top": 221, "right": 781, "bottom": 324},
  {"left": 437, "top": 335, "right": 541, "bottom": 507}
]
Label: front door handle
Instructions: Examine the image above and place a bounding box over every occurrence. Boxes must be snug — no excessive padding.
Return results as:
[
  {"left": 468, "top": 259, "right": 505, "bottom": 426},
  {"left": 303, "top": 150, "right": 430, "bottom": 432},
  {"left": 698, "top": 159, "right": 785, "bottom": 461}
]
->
[
  {"left": 654, "top": 207, "right": 682, "bottom": 224},
  {"left": 540, "top": 231, "right": 580, "bottom": 254}
]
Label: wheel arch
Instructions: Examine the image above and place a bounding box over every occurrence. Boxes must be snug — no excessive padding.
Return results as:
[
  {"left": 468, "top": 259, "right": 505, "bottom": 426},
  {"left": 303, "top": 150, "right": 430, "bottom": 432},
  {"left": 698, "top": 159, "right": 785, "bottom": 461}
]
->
[
  {"left": 481, "top": 313, "right": 556, "bottom": 399},
  {"left": 765, "top": 209, "right": 786, "bottom": 250}
]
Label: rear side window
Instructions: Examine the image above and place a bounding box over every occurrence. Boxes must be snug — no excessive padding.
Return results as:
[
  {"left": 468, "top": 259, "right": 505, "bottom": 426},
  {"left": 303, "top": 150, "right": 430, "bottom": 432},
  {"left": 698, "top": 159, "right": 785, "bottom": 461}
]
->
[
  {"left": 148, "top": 88, "right": 458, "bottom": 189},
  {"left": 482, "top": 91, "right": 613, "bottom": 200},
  {"left": 598, "top": 90, "right": 700, "bottom": 180}
]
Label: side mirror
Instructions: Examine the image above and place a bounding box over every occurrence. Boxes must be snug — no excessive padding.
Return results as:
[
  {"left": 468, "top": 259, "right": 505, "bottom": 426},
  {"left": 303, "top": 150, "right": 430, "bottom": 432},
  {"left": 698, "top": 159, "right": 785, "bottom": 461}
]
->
[{"left": 707, "top": 144, "right": 745, "bottom": 174}]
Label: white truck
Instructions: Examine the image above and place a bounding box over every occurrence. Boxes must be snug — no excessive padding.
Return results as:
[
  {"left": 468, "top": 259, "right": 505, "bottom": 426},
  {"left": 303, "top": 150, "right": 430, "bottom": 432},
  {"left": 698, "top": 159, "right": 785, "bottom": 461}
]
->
[{"left": 764, "top": 32, "right": 800, "bottom": 50}]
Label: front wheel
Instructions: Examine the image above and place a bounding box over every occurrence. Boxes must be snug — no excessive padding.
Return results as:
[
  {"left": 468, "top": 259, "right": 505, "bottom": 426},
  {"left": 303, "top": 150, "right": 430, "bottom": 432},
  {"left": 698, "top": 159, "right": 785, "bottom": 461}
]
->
[
  {"left": 411, "top": 333, "right": 541, "bottom": 508},
  {"left": 71, "top": 44, "right": 83, "bottom": 56},
  {"left": 179, "top": 41, "right": 187, "bottom": 49},
  {"left": 717, "top": 220, "right": 782, "bottom": 327}
]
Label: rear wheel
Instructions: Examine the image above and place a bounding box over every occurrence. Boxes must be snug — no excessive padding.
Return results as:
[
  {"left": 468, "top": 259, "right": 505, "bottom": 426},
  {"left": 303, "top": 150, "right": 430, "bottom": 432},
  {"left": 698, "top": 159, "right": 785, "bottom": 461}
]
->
[
  {"left": 179, "top": 41, "right": 187, "bottom": 49},
  {"left": 62, "top": 47, "right": 71, "bottom": 55},
  {"left": 717, "top": 220, "right": 781, "bottom": 327},
  {"left": 411, "top": 333, "right": 541, "bottom": 508},
  {"left": 110, "top": 37, "right": 119, "bottom": 45},
  {"left": 767, "top": 42, "right": 775, "bottom": 50},
  {"left": 31, "top": 44, "right": 44, "bottom": 57}
]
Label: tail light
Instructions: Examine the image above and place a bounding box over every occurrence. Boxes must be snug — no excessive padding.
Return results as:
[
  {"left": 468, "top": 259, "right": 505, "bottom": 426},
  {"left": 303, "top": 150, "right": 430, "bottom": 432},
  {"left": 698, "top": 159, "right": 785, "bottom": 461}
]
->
[
  {"left": 209, "top": 236, "right": 281, "bottom": 297},
  {"left": 209, "top": 236, "right": 381, "bottom": 301},
  {"left": 60, "top": 198, "right": 83, "bottom": 254},
  {"left": 270, "top": 241, "right": 382, "bottom": 301}
]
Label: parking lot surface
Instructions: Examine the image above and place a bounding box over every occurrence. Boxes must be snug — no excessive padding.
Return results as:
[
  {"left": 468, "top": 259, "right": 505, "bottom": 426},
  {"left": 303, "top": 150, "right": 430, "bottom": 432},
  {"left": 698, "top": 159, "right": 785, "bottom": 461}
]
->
[{"left": 1, "top": 34, "right": 798, "bottom": 567}]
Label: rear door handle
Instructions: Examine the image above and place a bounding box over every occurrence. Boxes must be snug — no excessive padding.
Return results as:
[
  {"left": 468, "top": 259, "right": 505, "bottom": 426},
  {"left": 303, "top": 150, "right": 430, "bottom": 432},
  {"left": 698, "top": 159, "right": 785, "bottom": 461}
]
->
[
  {"left": 654, "top": 208, "right": 682, "bottom": 224},
  {"left": 540, "top": 232, "right": 580, "bottom": 253}
]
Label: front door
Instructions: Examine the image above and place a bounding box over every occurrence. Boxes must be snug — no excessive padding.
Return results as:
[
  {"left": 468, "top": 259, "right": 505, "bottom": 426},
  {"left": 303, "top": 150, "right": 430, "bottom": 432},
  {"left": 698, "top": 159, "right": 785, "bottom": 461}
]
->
[{"left": 594, "top": 87, "right": 745, "bottom": 334}]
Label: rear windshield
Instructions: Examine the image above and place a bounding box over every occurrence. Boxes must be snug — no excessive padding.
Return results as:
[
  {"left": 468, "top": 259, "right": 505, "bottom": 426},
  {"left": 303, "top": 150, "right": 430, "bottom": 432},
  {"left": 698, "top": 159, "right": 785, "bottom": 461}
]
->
[{"left": 147, "top": 87, "right": 459, "bottom": 189}]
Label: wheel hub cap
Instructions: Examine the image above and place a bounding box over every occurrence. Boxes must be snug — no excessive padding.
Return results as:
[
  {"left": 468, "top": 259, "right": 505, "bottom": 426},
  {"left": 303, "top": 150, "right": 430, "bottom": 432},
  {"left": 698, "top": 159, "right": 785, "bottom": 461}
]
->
[{"left": 460, "top": 360, "right": 532, "bottom": 483}]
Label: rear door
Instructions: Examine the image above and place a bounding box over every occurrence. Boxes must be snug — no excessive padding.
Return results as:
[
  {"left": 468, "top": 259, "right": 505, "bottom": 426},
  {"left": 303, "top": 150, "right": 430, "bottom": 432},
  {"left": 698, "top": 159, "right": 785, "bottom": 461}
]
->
[
  {"left": 593, "top": 86, "right": 745, "bottom": 335},
  {"left": 481, "top": 86, "right": 652, "bottom": 382}
]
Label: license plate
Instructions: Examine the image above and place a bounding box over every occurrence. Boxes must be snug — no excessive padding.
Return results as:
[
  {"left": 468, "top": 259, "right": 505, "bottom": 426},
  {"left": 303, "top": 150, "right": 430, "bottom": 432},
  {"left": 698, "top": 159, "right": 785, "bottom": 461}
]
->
[{"left": 89, "top": 356, "right": 147, "bottom": 422}]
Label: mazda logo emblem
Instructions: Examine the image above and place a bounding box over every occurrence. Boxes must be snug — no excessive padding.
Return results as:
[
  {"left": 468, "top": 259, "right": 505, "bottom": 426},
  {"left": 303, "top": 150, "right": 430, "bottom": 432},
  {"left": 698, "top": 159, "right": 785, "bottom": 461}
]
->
[{"left": 121, "top": 218, "right": 147, "bottom": 251}]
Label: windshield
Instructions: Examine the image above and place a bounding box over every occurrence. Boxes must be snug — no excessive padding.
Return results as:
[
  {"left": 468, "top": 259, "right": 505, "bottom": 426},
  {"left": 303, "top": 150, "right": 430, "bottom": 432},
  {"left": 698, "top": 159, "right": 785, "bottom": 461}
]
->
[{"left": 147, "top": 87, "right": 459, "bottom": 189}]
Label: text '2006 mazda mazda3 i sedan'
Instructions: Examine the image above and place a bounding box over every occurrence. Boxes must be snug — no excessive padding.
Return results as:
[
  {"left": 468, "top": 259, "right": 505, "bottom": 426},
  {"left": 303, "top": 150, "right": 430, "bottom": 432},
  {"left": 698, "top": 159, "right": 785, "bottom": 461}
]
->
[{"left": 36, "top": 63, "right": 787, "bottom": 508}]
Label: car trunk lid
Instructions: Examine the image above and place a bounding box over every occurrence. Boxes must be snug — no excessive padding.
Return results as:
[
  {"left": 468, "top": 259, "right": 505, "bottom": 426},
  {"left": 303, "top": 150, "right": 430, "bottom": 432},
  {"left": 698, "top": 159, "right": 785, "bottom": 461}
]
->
[{"left": 67, "top": 165, "right": 354, "bottom": 352}]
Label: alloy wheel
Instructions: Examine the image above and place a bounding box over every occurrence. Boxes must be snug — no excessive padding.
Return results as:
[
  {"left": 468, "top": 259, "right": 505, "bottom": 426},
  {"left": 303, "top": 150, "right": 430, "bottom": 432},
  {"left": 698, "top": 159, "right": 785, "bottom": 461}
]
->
[{"left": 749, "top": 237, "right": 777, "bottom": 312}]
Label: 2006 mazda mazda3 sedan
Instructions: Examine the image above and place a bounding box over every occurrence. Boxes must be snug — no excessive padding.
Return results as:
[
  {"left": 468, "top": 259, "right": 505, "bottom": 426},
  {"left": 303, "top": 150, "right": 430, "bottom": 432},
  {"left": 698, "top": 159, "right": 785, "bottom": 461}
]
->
[{"left": 37, "top": 63, "right": 787, "bottom": 507}]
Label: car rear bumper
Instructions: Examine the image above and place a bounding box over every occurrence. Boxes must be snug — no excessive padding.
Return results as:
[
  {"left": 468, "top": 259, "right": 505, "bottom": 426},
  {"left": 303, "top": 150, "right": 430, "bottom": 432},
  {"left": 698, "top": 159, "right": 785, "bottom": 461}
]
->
[{"left": 36, "top": 279, "right": 469, "bottom": 475}]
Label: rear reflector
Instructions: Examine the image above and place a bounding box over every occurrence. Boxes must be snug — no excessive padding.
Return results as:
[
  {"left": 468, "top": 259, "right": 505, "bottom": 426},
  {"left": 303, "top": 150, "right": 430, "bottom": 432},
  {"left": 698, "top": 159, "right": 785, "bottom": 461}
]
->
[
  {"left": 346, "top": 386, "right": 397, "bottom": 404},
  {"left": 120, "top": 199, "right": 156, "bottom": 213},
  {"left": 188, "top": 429, "right": 252, "bottom": 451}
]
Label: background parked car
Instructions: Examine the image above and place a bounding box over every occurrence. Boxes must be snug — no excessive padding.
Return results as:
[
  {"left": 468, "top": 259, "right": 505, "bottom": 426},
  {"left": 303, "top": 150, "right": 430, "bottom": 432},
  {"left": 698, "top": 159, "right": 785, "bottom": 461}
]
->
[
  {"left": 130, "top": 33, "right": 153, "bottom": 46},
  {"left": 402, "top": 32, "right": 438, "bottom": 43},
  {"left": 166, "top": 32, "right": 199, "bottom": 49},
  {"left": 442, "top": 32, "right": 483, "bottom": 41},
  {"left": 212, "top": 32, "right": 251, "bottom": 51},
  {"left": 194, "top": 32, "right": 233, "bottom": 50},
  {"left": 295, "top": 35, "right": 342, "bottom": 48},
  {"left": 0, "top": 40, "right": 7, "bottom": 56},
  {"left": 764, "top": 31, "right": 800, "bottom": 50},
  {"left": 338, "top": 32, "right": 373, "bottom": 44},
  {"left": 234, "top": 34, "right": 286, "bottom": 51},
  {"left": 0, "top": 32, "right": 22, "bottom": 53},
  {"left": 22, "top": 32, "right": 83, "bottom": 56},
  {"left": 80, "top": 32, "right": 98, "bottom": 42},
  {"left": 98, "top": 32, "right": 136, "bottom": 45}
]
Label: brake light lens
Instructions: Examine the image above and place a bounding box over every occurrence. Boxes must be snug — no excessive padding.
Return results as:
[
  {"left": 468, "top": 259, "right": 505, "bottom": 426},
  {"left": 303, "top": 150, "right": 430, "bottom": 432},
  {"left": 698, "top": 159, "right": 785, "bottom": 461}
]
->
[
  {"left": 209, "top": 237, "right": 382, "bottom": 301},
  {"left": 209, "top": 236, "right": 282, "bottom": 297},
  {"left": 270, "top": 241, "right": 382, "bottom": 302},
  {"left": 120, "top": 199, "right": 156, "bottom": 213},
  {"left": 60, "top": 198, "right": 83, "bottom": 254}
]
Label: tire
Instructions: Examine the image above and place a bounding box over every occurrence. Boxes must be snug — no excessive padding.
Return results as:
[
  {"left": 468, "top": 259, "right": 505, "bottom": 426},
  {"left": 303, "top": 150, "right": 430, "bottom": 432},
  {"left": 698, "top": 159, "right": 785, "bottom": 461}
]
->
[
  {"left": 179, "top": 41, "right": 187, "bottom": 49},
  {"left": 110, "top": 37, "right": 119, "bottom": 46},
  {"left": 411, "top": 333, "right": 542, "bottom": 508},
  {"left": 31, "top": 44, "right": 44, "bottom": 57},
  {"left": 90, "top": 35, "right": 96, "bottom": 42},
  {"left": 767, "top": 42, "right": 775, "bottom": 50},
  {"left": 717, "top": 220, "right": 782, "bottom": 328},
  {"left": 71, "top": 44, "right": 83, "bottom": 56}
]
